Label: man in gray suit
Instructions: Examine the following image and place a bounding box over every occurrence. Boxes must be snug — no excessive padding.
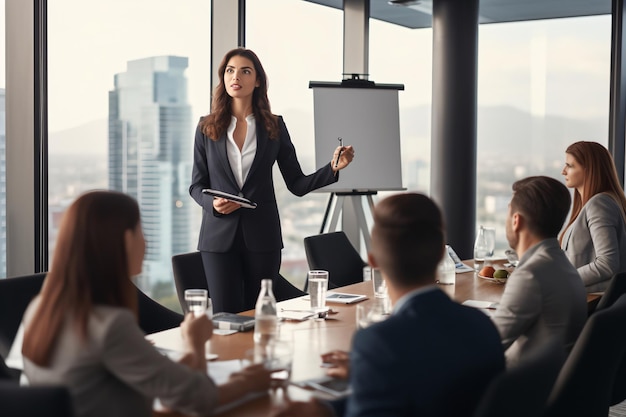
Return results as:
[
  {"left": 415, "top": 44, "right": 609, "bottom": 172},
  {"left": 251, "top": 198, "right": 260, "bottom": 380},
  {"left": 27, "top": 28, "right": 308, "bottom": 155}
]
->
[{"left": 492, "top": 176, "right": 587, "bottom": 367}]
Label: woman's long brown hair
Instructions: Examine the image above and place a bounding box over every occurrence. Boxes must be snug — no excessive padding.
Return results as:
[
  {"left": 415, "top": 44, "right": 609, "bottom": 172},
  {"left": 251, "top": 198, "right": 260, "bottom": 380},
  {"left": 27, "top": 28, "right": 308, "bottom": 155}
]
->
[
  {"left": 560, "top": 141, "right": 626, "bottom": 243},
  {"left": 22, "top": 191, "right": 140, "bottom": 366},
  {"left": 200, "top": 48, "right": 279, "bottom": 140}
]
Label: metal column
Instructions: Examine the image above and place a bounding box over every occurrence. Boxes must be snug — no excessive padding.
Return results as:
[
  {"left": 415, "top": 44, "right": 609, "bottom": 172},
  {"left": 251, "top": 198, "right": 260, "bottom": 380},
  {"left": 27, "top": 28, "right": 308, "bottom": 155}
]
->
[{"left": 430, "top": 0, "right": 479, "bottom": 259}]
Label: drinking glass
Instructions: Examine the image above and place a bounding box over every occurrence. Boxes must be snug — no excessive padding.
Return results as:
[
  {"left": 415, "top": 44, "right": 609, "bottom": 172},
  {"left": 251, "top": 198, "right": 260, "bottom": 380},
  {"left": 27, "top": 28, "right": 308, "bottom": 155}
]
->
[
  {"left": 356, "top": 299, "right": 388, "bottom": 329},
  {"left": 473, "top": 226, "right": 489, "bottom": 271},
  {"left": 245, "top": 338, "right": 293, "bottom": 390},
  {"left": 184, "top": 289, "right": 211, "bottom": 318},
  {"left": 483, "top": 227, "right": 496, "bottom": 259},
  {"left": 308, "top": 270, "right": 329, "bottom": 314},
  {"left": 363, "top": 266, "right": 372, "bottom": 281},
  {"left": 371, "top": 268, "right": 386, "bottom": 298},
  {"left": 505, "top": 248, "right": 519, "bottom": 267}
]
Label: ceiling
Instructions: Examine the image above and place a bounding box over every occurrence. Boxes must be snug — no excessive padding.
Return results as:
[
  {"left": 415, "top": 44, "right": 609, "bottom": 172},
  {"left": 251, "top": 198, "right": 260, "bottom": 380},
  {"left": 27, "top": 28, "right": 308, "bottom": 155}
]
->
[{"left": 303, "top": 0, "right": 612, "bottom": 29}]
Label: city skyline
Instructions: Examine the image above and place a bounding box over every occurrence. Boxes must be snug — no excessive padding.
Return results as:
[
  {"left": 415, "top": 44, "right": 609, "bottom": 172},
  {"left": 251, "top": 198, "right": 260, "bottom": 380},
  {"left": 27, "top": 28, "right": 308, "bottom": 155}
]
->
[
  {"left": 0, "top": 1, "right": 615, "bottom": 293},
  {"left": 108, "top": 56, "right": 195, "bottom": 287}
]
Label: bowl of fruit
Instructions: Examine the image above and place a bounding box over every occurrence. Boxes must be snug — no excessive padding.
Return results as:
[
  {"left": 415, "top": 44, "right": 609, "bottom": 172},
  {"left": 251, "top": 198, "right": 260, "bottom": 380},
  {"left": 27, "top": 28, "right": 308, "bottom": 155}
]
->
[{"left": 478, "top": 266, "right": 510, "bottom": 284}]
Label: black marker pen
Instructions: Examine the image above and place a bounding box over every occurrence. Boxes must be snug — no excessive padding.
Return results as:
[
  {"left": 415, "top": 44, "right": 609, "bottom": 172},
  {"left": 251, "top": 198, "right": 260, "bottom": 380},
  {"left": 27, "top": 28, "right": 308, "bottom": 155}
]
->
[{"left": 334, "top": 137, "right": 344, "bottom": 168}]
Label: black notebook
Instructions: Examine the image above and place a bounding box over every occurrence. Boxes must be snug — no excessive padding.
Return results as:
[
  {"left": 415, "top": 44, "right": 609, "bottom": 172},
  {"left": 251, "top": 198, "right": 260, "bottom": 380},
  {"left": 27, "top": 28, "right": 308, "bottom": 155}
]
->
[
  {"left": 212, "top": 312, "right": 255, "bottom": 332},
  {"left": 202, "top": 189, "right": 257, "bottom": 209}
]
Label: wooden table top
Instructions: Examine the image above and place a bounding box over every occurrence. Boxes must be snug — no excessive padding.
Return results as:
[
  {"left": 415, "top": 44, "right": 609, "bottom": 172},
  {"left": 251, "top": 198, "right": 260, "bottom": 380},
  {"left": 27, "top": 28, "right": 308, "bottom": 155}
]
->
[{"left": 151, "top": 264, "right": 601, "bottom": 417}]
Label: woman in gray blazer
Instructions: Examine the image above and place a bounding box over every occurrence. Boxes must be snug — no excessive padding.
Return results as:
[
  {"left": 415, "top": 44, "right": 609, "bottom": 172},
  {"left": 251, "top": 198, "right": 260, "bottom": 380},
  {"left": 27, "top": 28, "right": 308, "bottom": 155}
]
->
[
  {"left": 190, "top": 48, "right": 354, "bottom": 313},
  {"left": 20, "top": 191, "right": 271, "bottom": 417},
  {"left": 560, "top": 141, "right": 626, "bottom": 292}
]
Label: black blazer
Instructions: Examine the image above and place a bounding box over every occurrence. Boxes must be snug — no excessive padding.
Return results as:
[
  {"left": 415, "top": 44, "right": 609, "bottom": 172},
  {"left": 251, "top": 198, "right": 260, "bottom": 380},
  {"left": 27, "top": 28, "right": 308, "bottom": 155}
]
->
[
  {"left": 190, "top": 115, "right": 337, "bottom": 253},
  {"left": 331, "top": 289, "right": 505, "bottom": 417}
]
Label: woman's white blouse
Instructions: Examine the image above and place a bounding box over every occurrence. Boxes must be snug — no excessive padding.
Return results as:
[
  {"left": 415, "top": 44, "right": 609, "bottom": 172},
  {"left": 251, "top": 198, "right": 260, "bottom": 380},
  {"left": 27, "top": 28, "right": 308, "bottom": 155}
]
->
[{"left": 226, "top": 114, "right": 257, "bottom": 189}]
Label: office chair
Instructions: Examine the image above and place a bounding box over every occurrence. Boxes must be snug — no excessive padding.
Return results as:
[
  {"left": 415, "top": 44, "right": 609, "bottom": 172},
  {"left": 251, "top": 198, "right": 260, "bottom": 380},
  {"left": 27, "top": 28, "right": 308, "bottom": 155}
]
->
[
  {"left": 172, "top": 251, "right": 208, "bottom": 314},
  {"left": 472, "top": 338, "right": 565, "bottom": 417},
  {"left": 0, "top": 354, "right": 20, "bottom": 383},
  {"left": 273, "top": 274, "right": 307, "bottom": 301},
  {"left": 544, "top": 294, "right": 626, "bottom": 417},
  {"left": 594, "top": 272, "right": 626, "bottom": 313},
  {"left": 304, "top": 231, "right": 367, "bottom": 290},
  {"left": 592, "top": 272, "right": 626, "bottom": 405},
  {"left": 172, "top": 251, "right": 307, "bottom": 313},
  {"left": 136, "top": 287, "right": 184, "bottom": 334},
  {"left": 0, "top": 380, "right": 75, "bottom": 417},
  {"left": 0, "top": 272, "right": 47, "bottom": 359}
]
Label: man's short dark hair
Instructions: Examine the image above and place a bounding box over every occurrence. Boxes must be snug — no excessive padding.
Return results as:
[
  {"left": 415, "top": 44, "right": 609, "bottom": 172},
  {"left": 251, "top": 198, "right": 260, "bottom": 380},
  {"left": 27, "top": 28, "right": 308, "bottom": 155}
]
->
[
  {"left": 371, "top": 193, "right": 444, "bottom": 287},
  {"left": 511, "top": 176, "right": 571, "bottom": 238}
]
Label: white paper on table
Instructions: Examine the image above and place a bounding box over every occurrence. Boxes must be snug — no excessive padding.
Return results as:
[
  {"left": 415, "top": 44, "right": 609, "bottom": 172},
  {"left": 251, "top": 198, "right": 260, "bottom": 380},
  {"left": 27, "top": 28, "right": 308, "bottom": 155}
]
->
[
  {"left": 208, "top": 360, "right": 268, "bottom": 415},
  {"left": 156, "top": 346, "right": 218, "bottom": 361},
  {"left": 278, "top": 310, "right": 315, "bottom": 321},
  {"left": 155, "top": 359, "right": 265, "bottom": 414},
  {"left": 208, "top": 359, "right": 244, "bottom": 385},
  {"left": 213, "top": 329, "right": 239, "bottom": 336},
  {"left": 462, "top": 300, "right": 499, "bottom": 309},
  {"left": 455, "top": 263, "right": 475, "bottom": 273}
]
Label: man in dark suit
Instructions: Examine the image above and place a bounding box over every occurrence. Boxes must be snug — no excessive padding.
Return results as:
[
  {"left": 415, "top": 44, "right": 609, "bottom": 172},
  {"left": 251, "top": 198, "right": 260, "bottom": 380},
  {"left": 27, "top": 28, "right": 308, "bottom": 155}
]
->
[{"left": 274, "top": 193, "right": 505, "bottom": 417}]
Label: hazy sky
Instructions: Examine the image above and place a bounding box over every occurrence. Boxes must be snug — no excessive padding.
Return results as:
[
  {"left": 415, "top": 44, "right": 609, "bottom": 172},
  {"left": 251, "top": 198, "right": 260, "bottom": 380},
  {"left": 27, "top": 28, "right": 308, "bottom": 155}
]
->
[{"left": 0, "top": 1, "right": 612, "bottom": 141}]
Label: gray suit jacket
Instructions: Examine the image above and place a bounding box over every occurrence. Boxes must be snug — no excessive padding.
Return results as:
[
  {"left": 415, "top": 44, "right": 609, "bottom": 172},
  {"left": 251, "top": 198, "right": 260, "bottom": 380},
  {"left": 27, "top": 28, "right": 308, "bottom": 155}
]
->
[
  {"left": 22, "top": 297, "right": 217, "bottom": 417},
  {"left": 491, "top": 238, "right": 587, "bottom": 367},
  {"left": 562, "top": 193, "right": 626, "bottom": 292}
]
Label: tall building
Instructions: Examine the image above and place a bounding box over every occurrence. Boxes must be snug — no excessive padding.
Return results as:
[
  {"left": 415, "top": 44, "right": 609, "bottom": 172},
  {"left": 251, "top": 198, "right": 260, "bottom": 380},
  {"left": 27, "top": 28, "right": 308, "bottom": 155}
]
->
[{"left": 108, "top": 56, "right": 193, "bottom": 287}]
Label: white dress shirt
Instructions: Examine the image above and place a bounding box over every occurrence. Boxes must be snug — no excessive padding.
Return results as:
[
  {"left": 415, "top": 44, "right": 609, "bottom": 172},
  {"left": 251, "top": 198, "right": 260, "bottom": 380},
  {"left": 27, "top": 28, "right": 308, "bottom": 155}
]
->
[{"left": 226, "top": 114, "right": 257, "bottom": 189}]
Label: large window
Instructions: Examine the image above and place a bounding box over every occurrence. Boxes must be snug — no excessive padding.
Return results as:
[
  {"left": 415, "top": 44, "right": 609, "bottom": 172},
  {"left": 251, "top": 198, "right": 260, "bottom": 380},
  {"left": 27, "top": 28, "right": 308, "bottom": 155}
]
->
[
  {"left": 371, "top": 14, "right": 611, "bottom": 256},
  {"left": 48, "top": 0, "right": 211, "bottom": 310},
  {"left": 246, "top": 0, "right": 343, "bottom": 289},
  {"left": 476, "top": 16, "right": 611, "bottom": 253}
]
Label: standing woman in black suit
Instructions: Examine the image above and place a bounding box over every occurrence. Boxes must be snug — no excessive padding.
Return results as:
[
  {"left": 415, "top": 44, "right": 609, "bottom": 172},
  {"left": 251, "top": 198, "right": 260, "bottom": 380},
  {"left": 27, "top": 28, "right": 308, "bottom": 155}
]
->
[{"left": 190, "top": 48, "right": 354, "bottom": 313}]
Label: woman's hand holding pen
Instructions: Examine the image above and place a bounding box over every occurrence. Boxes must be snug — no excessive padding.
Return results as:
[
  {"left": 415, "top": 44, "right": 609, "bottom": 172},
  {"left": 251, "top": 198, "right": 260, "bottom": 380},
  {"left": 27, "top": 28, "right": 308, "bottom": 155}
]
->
[
  {"left": 331, "top": 145, "right": 355, "bottom": 173},
  {"left": 213, "top": 197, "right": 241, "bottom": 215}
]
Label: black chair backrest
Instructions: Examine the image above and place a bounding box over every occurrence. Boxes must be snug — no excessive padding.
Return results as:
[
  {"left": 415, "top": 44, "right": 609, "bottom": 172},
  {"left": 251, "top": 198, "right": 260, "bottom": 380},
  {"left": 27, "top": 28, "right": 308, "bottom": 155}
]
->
[
  {"left": 0, "top": 273, "right": 46, "bottom": 359},
  {"left": 592, "top": 272, "right": 626, "bottom": 405},
  {"left": 545, "top": 293, "right": 626, "bottom": 417},
  {"left": 472, "top": 338, "right": 565, "bottom": 417},
  {"left": 172, "top": 252, "right": 306, "bottom": 311},
  {"left": 136, "top": 286, "right": 184, "bottom": 334},
  {"left": 273, "top": 274, "right": 307, "bottom": 302},
  {"left": 0, "top": 354, "right": 20, "bottom": 383},
  {"left": 595, "top": 271, "right": 626, "bottom": 313},
  {"left": 0, "top": 380, "right": 75, "bottom": 417},
  {"left": 171, "top": 251, "right": 208, "bottom": 314},
  {"left": 303, "top": 231, "right": 367, "bottom": 290}
]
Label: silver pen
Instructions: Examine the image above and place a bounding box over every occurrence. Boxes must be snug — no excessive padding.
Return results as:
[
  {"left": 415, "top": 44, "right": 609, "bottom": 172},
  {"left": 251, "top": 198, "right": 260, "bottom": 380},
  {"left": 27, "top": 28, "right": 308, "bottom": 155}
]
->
[{"left": 334, "top": 137, "right": 344, "bottom": 168}]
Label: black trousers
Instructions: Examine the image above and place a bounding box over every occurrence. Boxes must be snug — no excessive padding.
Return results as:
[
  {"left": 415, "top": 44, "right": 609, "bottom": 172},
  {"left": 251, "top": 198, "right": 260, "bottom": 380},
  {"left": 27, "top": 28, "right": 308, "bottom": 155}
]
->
[{"left": 200, "top": 224, "right": 281, "bottom": 314}]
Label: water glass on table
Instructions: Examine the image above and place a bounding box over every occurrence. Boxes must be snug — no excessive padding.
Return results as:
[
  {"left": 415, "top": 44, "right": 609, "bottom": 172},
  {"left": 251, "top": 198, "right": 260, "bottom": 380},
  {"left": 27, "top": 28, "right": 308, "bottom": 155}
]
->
[
  {"left": 474, "top": 225, "right": 489, "bottom": 271},
  {"left": 356, "top": 299, "right": 388, "bottom": 329},
  {"left": 371, "top": 268, "right": 387, "bottom": 298},
  {"left": 246, "top": 339, "right": 293, "bottom": 390},
  {"left": 184, "top": 289, "right": 212, "bottom": 318},
  {"left": 308, "top": 270, "right": 329, "bottom": 318}
]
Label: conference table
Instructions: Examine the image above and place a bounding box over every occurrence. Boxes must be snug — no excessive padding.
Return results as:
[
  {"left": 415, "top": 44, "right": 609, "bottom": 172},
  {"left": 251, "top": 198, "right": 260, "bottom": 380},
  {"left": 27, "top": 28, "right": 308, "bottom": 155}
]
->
[{"left": 150, "top": 263, "right": 601, "bottom": 417}]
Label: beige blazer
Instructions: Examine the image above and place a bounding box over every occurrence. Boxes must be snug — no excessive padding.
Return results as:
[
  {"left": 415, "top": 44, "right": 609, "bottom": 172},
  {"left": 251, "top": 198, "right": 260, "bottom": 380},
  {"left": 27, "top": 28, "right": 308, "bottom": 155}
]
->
[
  {"left": 21, "top": 297, "right": 217, "bottom": 417},
  {"left": 562, "top": 193, "right": 626, "bottom": 292},
  {"left": 492, "top": 238, "right": 587, "bottom": 367}
]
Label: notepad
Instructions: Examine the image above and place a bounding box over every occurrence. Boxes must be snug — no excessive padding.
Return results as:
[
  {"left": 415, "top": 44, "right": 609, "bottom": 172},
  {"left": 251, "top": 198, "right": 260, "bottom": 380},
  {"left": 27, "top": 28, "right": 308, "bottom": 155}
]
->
[
  {"left": 202, "top": 189, "right": 257, "bottom": 209},
  {"left": 303, "top": 292, "right": 367, "bottom": 304},
  {"left": 212, "top": 312, "right": 255, "bottom": 332},
  {"left": 156, "top": 346, "right": 218, "bottom": 361},
  {"left": 462, "top": 300, "right": 499, "bottom": 310}
]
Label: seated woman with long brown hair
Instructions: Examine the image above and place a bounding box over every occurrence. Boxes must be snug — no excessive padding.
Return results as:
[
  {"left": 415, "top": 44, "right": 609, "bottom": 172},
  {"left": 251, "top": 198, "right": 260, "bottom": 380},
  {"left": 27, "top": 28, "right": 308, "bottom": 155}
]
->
[
  {"left": 20, "top": 190, "right": 271, "bottom": 417},
  {"left": 560, "top": 141, "right": 626, "bottom": 292}
]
